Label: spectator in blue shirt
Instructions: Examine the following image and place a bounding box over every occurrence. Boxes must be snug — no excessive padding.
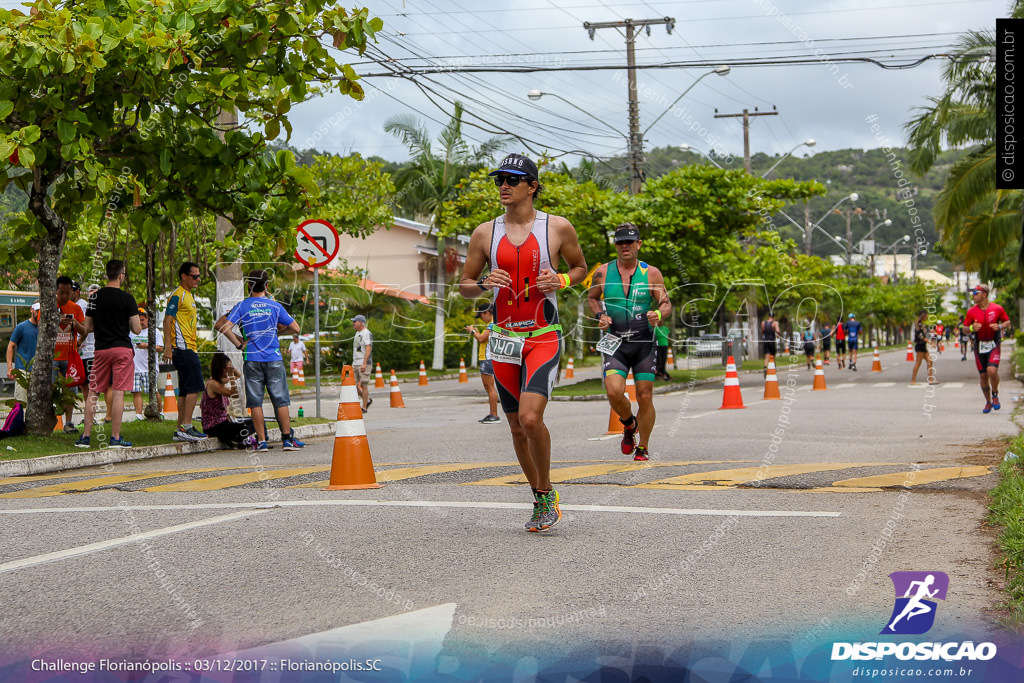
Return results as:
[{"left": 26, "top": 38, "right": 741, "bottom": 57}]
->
[
  {"left": 845, "top": 313, "right": 864, "bottom": 371},
  {"left": 6, "top": 302, "right": 40, "bottom": 404},
  {"left": 215, "top": 270, "right": 303, "bottom": 452}
]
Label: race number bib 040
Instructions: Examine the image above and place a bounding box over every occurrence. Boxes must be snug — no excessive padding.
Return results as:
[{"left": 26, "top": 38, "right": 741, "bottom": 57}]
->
[
  {"left": 596, "top": 333, "right": 623, "bottom": 356},
  {"left": 978, "top": 340, "right": 996, "bottom": 354},
  {"left": 488, "top": 333, "right": 524, "bottom": 365}
]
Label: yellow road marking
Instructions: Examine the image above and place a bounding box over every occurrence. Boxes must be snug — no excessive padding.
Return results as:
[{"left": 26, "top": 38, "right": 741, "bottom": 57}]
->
[
  {"left": 0, "top": 471, "right": 186, "bottom": 499},
  {"left": 287, "top": 462, "right": 511, "bottom": 489},
  {"left": 0, "top": 472, "right": 108, "bottom": 486},
  {"left": 635, "top": 463, "right": 884, "bottom": 490},
  {"left": 144, "top": 466, "right": 332, "bottom": 492},
  {"left": 832, "top": 466, "right": 993, "bottom": 488},
  {"left": 464, "top": 461, "right": 750, "bottom": 487}
]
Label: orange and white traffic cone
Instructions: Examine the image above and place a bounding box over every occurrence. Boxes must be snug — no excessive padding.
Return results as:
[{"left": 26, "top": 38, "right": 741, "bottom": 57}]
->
[
  {"left": 667, "top": 345, "right": 675, "bottom": 369},
  {"left": 625, "top": 371, "right": 637, "bottom": 401},
  {"left": 763, "top": 357, "right": 781, "bottom": 400},
  {"left": 954, "top": 339, "right": 959, "bottom": 349},
  {"left": 291, "top": 363, "right": 300, "bottom": 385},
  {"left": 871, "top": 345, "right": 883, "bottom": 373},
  {"left": 939, "top": 342, "right": 945, "bottom": 352},
  {"left": 906, "top": 343, "right": 914, "bottom": 362},
  {"left": 565, "top": 357, "right": 575, "bottom": 379},
  {"left": 324, "top": 365, "right": 382, "bottom": 491},
  {"left": 389, "top": 370, "right": 405, "bottom": 408},
  {"left": 54, "top": 414, "right": 64, "bottom": 432},
  {"left": 418, "top": 360, "right": 428, "bottom": 386},
  {"left": 297, "top": 363, "right": 305, "bottom": 387},
  {"left": 375, "top": 363, "right": 385, "bottom": 388},
  {"left": 163, "top": 373, "right": 177, "bottom": 420},
  {"left": 812, "top": 357, "right": 828, "bottom": 391},
  {"left": 720, "top": 356, "right": 745, "bottom": 409},
  {"left": 458, "top": 358, "right": 469, "bottom": 383}
]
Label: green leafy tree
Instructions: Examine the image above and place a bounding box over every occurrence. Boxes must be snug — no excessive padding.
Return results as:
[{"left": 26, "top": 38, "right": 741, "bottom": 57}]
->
[
  {"left": 905, "top": 6, "right": 1021, "bottom": 272},
  {"left": 0, "top": 0, "right": 381, "bottom": 434}
]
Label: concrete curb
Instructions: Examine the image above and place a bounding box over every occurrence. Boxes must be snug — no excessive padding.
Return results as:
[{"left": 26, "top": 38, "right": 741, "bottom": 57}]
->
[{"left": 0, "top": 423, "right": 335, "bottom": 477}]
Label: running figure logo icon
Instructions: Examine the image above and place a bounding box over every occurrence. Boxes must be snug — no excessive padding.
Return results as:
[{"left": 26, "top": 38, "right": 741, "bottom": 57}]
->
[{"left": 881, "top": 571, "right": 949, "bottom": 635}]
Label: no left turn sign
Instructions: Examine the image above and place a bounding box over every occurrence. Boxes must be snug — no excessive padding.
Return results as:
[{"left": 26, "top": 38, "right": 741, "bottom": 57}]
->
[{"left": 295, "top": 219, "right": 340, "bottom": 268}]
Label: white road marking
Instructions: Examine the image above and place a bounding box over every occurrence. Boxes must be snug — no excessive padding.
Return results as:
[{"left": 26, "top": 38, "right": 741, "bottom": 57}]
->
[
  {"left": 0, "top": 500, "right": 840, "bottom": 518},
  {"left": 945, "top": 382, "right": 964, "bottom": 389},
  {"left": 834, "top": 383, "right": 856, "bottom": 389},
  {"left": 874, "top": 382, "right": 896, "bottom": 388},
  {"left": 0, "top": 510, "right": 268, "bottom": 574}
]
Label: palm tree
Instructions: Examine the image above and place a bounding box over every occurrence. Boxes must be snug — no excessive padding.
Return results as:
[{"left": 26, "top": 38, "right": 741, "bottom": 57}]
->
[
  {"left": 905, "top": 6, "right": 1023, "bottom": 273},
  {"left": 384, "top": 102, "right": 506, "bottom": 369}
]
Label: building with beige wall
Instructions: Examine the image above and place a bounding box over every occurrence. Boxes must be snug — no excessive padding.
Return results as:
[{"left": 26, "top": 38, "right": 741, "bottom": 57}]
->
[{"left": 332, "top": 217, "right": 469, "bottom": 299}]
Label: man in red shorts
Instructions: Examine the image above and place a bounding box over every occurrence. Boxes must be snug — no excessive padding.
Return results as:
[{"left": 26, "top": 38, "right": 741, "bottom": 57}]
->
[
  {"left": 75, "top": 259, "right": 142, "bottom": 448},
  {"left": 963, "top": 284, "right": 1011, "bottom": 413},
  {"left": 459, "top": 153, "right": 587, "bottom": 532}
]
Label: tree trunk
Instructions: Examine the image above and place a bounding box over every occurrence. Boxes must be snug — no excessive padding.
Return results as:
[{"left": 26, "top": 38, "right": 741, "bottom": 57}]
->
[
  {"left": 25, "top": 185, "right": 67, "bottom": 435},
  {"left": 431, "top": 235, "right": 446, "bottom": 370},
  {"left": 144, "top": 242, "right": 162, "bottom": 419}
]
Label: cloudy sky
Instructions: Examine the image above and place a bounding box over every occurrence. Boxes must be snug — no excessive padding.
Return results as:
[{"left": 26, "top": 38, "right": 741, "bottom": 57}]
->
[
  {"left": 3, "top": 0, "right": 1008, "bottom": 165},
  {"left": 294, "top": 0, "right": 1007, "bottom": 165}
]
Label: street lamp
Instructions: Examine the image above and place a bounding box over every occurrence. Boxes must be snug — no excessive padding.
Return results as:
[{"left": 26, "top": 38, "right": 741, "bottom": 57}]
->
[
  {"left": 761, "top": 138, "right": 816, "bottom": 178},
  {"left": 530, "top": 64, "right": 729, "bottom": 195},
  {"left": 679, "top": 143, "right": 723, "bottom": 168},
  {"left": 527, "top": 89, "right": 627, "bottom": 141},
  {"left": 643, "top": 66, "right": 731, "bottom": 137},
  {"left": 881, "top": 235, "right": 911, "bottom": 281}
]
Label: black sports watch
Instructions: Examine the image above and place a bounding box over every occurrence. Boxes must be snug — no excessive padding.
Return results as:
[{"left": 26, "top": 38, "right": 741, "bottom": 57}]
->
[{"left": 476, "top": 277, "right": 489, "bottom": 291}]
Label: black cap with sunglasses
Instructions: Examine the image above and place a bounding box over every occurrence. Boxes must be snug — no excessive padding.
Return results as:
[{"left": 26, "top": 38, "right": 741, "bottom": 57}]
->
[
  {"left": 613, "top": 225, "right": 641, "bottom": 243},
  {"left": 488, "top": 153, "right": 538, "bottom": 180}
]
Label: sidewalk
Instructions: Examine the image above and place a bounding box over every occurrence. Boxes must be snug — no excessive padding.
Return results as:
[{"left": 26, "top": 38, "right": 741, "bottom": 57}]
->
[{"left": 0, "top": 421, "right": 335, "bottom": 478}]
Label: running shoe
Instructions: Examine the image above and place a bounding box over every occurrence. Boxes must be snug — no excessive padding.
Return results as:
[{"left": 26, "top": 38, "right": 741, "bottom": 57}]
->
[
  {"left": 620, "top": 416, "right": 637, "bottom": 455},
  {"left": 63, "top": 422, "right": 78, "bottom": 434},
  {"left": 185, "top": 425, "right": 208, "bottom": 439},
  {"left": 992, "top": 394, "right": 1001, "bottom": 410},
  {"left": 173, "top": 428, "right": 199, "bottom": 442},
  {"left": 74, "top": 435, "right": 90, "bottom": 448},
  {"left": 983, "top": 402, "right": 993, "bottom": 414},
  {"left": 282, "top": 435, "right": 305, "bottom": 451},
  {"left": 108, "top": 436, "right": 133, "bottom": 449},
  {"left": 533, "top": 489, "right": 561, "bottom": 532},
  {"left": 133, "top": 414, "right": 146, "bottom": 421},
  {"left": 633, "top": 445, "right": 650, "bottom": 461},
  {"left": 255, "top": 440, "right": 269, "bottom": 452},
  {"left": 851, "top": 363, "right": 857, "bottom": 371},
  {"left": 525, "top": 501, "right": 542, "bottom": 532},
  {"left": 479, "top": 414, "right": 501, "bottom": 424}
]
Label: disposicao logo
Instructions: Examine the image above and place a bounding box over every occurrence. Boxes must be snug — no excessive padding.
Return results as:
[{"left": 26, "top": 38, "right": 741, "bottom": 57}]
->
[
  {"left": 882, "top": 571, "right": 948, "bottom": 635},
  {"left": 831, "top": 571, "right": 998, "bottom": 662}
]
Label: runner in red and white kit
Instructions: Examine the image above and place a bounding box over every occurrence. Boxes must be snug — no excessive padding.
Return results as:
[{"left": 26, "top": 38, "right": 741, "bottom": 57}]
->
[
  {"left": 460, "top": 153, "right": 587, "bottom": 532},
  {"left": 963, "top": 284, "right": 1011, "bottom": 413}
]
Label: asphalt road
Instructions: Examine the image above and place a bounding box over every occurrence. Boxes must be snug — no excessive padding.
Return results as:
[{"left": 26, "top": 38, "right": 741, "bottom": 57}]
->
[{"left": 0, "top": 346, "right": 1020, "bottom": 679}]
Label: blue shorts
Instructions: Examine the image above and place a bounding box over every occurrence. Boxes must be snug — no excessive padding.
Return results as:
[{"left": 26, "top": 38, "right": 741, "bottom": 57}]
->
[
  {"left": 848, "top": 340, "right": 859, "bottom": 351},
  {"left": 243, "top": 360, "right": 291, "bottom": 409},
  {"left": 479, "top": 359, "right": 494, "bottom": 376},
  {"left": 172, "top": 348, "right": 204, "bottom": 395}
]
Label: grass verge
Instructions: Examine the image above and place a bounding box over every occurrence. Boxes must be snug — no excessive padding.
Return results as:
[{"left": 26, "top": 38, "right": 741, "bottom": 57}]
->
[
  {"left": 0, "top": 416, "right": 330, "bottom": 461},
  {"left": 988, "top": 435, "right": 1024, "bottom": 632}
]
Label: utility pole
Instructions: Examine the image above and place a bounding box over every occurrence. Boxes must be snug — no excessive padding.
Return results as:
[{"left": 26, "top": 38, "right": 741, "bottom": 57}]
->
[
  {"left": 584, "top": 17, "right": 675, "bottom": 194},
  {"left": 713, "top": 107, "right": 778, "bottom": 173},
  {"left": 803, "top": 200, "right": 812, "bottom": 256}
]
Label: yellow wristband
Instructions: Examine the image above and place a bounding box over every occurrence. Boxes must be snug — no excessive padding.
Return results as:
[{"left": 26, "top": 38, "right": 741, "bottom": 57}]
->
[{"left": 559, "top": 273, "right": 570, "bottom": 289}]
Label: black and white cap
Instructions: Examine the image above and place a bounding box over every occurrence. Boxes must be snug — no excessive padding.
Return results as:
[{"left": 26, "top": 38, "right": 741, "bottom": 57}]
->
[
  {"left": 613, "top": 225, "right": 641, "bottom": 243},
  {"left": 488, "top": 153, "right": 538, "bottom": 178}
]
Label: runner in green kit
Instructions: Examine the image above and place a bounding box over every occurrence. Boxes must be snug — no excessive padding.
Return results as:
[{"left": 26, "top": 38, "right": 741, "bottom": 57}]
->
[{"left": 588, "top": 224, "right": 671, "bottom": 461}]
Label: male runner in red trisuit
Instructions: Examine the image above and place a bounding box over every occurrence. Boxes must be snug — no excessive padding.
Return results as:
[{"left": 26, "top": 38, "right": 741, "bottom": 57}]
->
[
  {"left": 459, "top": 153, "right": 587, "bottom": 532},
  {"left": 963, "top": 284, "right": 1011, "bottom": 413}
]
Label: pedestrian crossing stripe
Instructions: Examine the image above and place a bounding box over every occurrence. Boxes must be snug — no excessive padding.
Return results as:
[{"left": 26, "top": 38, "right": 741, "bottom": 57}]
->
[
  {"left": 0, "top": 462, "right": 995, "bottom": 498},
  {"left": 634, "top": 463, "right": 891, "bottom": 491},
  {"left": 462, "top": 461, "right": 748, "bottom": 487}
]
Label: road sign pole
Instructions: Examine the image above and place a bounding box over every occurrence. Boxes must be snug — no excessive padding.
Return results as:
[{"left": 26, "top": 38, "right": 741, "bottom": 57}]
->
[{"left": 314, "top": 267, "right": 321, "bottom": 419}]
